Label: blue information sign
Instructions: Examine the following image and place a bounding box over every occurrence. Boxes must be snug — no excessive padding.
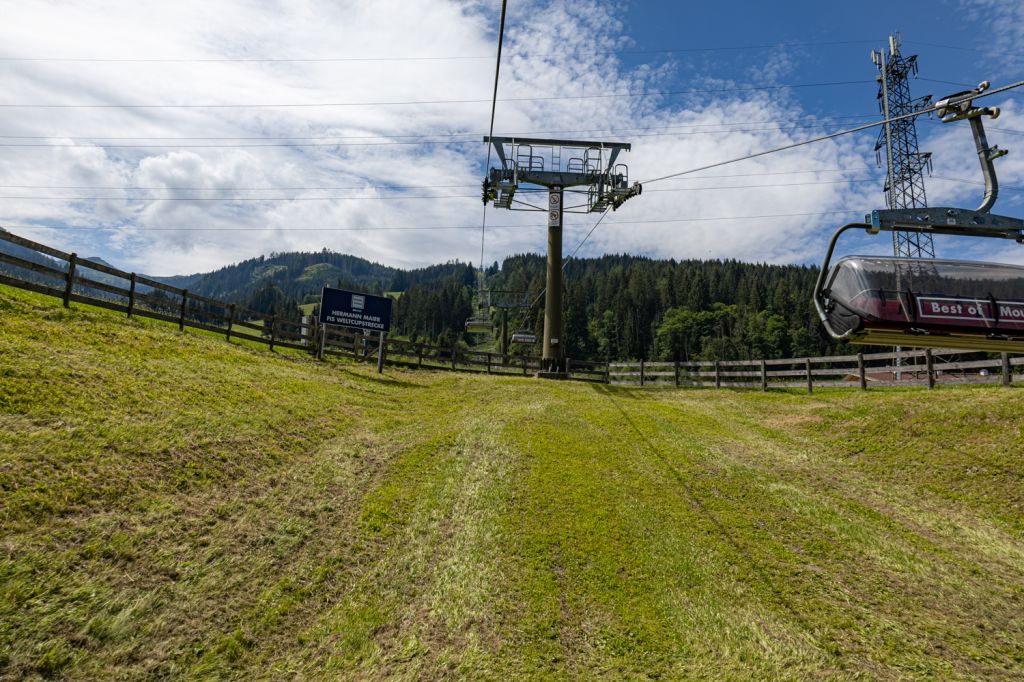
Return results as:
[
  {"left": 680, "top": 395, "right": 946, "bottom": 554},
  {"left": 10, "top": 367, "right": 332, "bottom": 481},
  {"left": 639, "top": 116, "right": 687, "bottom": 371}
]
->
[{"left": 319, "top": 287, "right": 392, "bottom": 333}]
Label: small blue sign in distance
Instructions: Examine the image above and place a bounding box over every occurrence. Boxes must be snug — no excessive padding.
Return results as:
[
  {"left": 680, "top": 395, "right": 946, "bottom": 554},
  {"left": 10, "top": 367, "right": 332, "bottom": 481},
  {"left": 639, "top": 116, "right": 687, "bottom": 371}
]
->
[{"left": 319, "top": 287, "right": 392, "bottom": 333}]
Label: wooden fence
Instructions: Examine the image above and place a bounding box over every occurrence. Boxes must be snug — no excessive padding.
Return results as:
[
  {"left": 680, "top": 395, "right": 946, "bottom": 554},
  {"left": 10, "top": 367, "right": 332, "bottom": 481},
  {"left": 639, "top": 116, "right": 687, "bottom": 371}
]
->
[
  {"left": 610, "top": 348, "right": 1021, "bottom": 391},
  {"left": 0, "top": 230, "right": 608, "bottom": 382},
  {"left": 3, "top": 230, "right": 1019, "bottom": 391}
]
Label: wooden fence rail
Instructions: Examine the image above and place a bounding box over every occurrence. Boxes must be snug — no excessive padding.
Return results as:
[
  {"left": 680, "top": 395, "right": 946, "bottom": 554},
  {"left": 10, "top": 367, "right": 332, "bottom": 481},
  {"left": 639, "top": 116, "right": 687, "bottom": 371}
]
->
[
  {"left": 609, "top": 348, "right": 1020, "bottom": 391},
  {"left": 0, "top": 230, "right": 607, "bottom": 381}
]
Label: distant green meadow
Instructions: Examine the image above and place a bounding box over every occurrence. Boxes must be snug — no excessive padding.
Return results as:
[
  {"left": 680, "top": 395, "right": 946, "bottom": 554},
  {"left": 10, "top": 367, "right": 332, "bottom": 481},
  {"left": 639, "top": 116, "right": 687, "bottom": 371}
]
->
[{"left": 2, "top": 284, "right": 1022, "bottom": 680}]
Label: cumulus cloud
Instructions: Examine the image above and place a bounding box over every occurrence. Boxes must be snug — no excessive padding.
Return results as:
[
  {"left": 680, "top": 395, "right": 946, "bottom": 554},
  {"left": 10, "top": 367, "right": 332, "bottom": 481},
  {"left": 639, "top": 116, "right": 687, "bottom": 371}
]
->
[{"left": 0, "top": 0, "right": 1014, "bottom": 275}]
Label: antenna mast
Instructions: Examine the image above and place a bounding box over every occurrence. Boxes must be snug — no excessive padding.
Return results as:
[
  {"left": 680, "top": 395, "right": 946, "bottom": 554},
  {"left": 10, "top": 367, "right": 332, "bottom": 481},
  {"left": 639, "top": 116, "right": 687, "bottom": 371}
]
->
[{"left": 871, "top": 33, "right": 935, "bottom": 259}]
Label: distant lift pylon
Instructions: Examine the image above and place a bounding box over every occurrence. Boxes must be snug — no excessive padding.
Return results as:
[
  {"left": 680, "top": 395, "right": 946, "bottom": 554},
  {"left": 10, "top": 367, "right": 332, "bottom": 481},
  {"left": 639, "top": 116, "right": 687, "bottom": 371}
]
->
[{"left": 814, "top": 81, "right": 1024, "bottom": 352}]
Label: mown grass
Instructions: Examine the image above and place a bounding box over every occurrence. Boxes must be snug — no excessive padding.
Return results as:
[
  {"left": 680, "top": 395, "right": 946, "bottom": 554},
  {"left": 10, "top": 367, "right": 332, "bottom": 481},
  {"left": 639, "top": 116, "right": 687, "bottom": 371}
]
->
[{"left": 1, "top": 284, "right": 1023, "bottom": 680}]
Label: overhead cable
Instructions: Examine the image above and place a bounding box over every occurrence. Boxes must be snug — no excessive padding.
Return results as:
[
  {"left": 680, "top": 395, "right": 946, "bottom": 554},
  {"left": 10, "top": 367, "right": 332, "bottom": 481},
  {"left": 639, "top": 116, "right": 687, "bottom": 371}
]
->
[
  {"left": 0, "top": 38, "right": 882, "bottom": 64},
  {"left": 639, "top": 79, "right": 1024, "bottom": 186},
  {"left": 0, "top": 79, "right": 874, "bottom": 109}
]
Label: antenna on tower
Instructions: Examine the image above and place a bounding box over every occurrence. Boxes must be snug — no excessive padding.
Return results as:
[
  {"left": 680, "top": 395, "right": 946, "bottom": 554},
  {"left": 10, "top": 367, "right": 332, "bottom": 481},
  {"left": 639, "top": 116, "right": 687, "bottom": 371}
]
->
[
  {"left": 482, "top": 136, "right": 642, "bottom": 376},
  {"left": 871, "top": 33, "right": 935, "bottom": 259}
]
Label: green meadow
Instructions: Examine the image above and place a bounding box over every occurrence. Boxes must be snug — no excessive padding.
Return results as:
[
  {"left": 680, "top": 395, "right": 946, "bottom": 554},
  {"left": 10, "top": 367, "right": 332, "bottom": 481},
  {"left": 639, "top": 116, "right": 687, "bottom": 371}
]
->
[{"left": 1, "top": 284, "right": 1022, "bottom": 680}]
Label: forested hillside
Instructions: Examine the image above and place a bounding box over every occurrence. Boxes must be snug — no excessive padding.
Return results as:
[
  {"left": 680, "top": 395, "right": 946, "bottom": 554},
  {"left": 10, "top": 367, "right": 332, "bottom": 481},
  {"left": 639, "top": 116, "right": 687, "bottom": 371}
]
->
[
  {"left": 396, "top": 254, "right": 849, "bottom": 361},
  {"left": 154, "top": 250, "right": 477, "bottom": 324},
  {"left": 2, "top": 229, "right": 846, "bottom": 361}
]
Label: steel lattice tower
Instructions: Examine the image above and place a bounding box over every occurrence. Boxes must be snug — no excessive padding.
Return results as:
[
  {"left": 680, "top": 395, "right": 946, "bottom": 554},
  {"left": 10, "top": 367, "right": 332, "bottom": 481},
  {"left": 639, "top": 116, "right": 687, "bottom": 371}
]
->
[{"left": 872, "top": 34, "right": 935, "bottom": 258}]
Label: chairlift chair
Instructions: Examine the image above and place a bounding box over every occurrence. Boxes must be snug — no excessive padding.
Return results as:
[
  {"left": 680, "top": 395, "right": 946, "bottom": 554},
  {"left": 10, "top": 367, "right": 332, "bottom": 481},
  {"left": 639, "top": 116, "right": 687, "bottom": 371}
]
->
[
  {"left": 814, "top": 81, "right": 1024, "bottom": 352},
  {"left": 465, "top": 291, "right": 493, "bottom": 334},
  {"left": 465, "top": 316, "right": 493, "bottom": 334},
  {"left": 510, "top": 329, "right": 538, "bottom": 344}
]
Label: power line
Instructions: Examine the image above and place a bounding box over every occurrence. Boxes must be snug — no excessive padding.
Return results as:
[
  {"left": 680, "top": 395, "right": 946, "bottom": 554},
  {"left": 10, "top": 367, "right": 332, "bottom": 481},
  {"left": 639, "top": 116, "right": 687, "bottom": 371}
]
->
[
  {"left": 639, "top": 79, "right": 1024, "bottom": 186},
  {"left": 0, "top": 38, "right": 882, "bottom": 64},
  {"left": 551, "top": 79, "right": 1024, "bottom": 264},
  {"left": 0, "top": 79, "right": 874, "bottom": 109},
  {"left": 0, "top": 114, "right": 882, "bottom": 141},
  {"left": 0, "top": 166, "right": 880, "bottom": 191},
  {"left": 0, "top": 168, "right": 881, "bottom": 192},
  {"left": 0, "top": 119, "right": 895, "bottom": 148},
  {"left": 904, "top": 40, "right": 1024, "bottom": 60},
  {"left": 0, "top": 182, "right": 477, "bottom": 191},
  {"left": 4, "top": 209, "right": 866, "bottom": 233},
  {"left": 0, "top": 178, "right": 900, "bottom": 202}
]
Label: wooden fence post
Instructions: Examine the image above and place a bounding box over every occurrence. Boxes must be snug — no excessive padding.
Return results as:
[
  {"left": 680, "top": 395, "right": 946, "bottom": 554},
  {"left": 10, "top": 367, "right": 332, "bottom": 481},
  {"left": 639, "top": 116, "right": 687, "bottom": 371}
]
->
[
  {"left": 760, "top": 360, "right": 767, "bottom": 392},
  {"left": 226, "top": 304, "right": 235, "bottom": 342},
  {"left": 714, "top": 360, "right": 721, "bottom": 388},
  {"left": 417, "top": 343, "right": 424, "bottom": 369},
  {"left": 606, "top": 361, "right": 611, "bottom": 384},
  {"left": 377, "top": 332, "right": 386, "bottom": 374},
  {"left": 675, "top": 359, "right": 681, "bottom": 388},
  {"left": 178, "top": 289, "right": 188, "bottom": 331},
  {"left": 63, "top": 253, "right": 77, "bottom": 308},
  {"left": 1002, "top": 352, "right": 1012, "bottom": 386},
  {"left": 926, "top": 348, "right": 935, "bottom": 389},
  {"left": 486, "top": 352, "right": 492, "bottom": 374},
  {"left": 523, "top": 356, "right": 528, "bottom": 376},
  {"left": 268, "top": 315, "right": 276, "bottom": 351},
  {"left": 640, "top": 359, "right": 645, "bottom": 386},
  {"left": 451, "top": 346, "right": 456, "bottom": 371},
  {"left": 805, "top": 358, "right": 813, "bottom": 394},
  {"left": 857, "top": 352, "right": 866, "bottom": 390},
  {"left": 127, "top": 273, "right": 137, "bottom": 317}
]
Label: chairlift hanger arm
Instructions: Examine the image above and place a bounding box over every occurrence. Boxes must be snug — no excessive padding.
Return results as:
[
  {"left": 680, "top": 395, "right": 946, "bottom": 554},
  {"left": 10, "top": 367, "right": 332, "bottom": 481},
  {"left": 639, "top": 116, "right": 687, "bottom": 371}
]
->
[{"left": 934, "top": 81, "right": 1009, "bottom": 213}]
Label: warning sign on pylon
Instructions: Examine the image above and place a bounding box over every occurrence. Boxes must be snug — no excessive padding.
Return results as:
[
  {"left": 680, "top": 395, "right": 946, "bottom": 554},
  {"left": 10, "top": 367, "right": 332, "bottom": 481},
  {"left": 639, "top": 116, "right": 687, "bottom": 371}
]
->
[{"left": 548, "top": 191, "right": 562, "bottom": 227}]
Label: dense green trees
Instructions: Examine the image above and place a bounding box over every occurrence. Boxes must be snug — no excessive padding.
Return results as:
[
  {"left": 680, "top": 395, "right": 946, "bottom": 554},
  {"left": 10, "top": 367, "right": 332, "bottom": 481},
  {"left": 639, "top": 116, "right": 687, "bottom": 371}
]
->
[
  {"left": 77, "top": 239, "right": 848, "bottom": 362},
  {"left": 459, "top": 254, "right": 851, "bottom": 362}
]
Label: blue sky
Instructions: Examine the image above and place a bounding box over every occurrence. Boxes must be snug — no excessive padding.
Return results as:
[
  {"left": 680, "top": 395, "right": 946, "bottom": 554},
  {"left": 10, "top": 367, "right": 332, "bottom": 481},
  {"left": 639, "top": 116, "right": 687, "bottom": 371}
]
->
[{"left": 0, "top": 0, "right": 1022, "bottom": 275}]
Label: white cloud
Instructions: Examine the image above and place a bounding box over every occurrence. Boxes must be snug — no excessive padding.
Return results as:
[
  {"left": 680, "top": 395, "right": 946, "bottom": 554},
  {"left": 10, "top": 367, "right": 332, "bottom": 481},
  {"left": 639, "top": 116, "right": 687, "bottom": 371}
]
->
[
  {"left": 959, "top": 0, "right": 1024, "bottom": 76},
  {"left": 4, "top": 0, "right": 1003, "bottom": 277}
]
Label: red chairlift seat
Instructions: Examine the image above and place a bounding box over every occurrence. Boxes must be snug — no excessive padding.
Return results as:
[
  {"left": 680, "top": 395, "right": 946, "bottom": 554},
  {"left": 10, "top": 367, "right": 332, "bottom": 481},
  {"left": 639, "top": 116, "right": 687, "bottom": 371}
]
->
[{"left": 822, "top": 256, "right": 1024, "bottom": 352}]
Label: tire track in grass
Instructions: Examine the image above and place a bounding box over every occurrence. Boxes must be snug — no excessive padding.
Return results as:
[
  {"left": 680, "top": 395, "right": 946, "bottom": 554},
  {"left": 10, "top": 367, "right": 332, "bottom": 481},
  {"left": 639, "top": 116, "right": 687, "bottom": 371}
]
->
[
  {"left": 596, "top": 387, "right": 844, "bottom": 677},
  {"left": 674, "top": 390, "right": 1024, "bottom": 679},
  {"left": 497, "top": 381, "right": 834, "bottom": 679},
  {"left": 261, "top": 377, "right": 523, "bottom": 680},
  {"left": 624, "top": 388, "right": 1024, "bottom": 680}
]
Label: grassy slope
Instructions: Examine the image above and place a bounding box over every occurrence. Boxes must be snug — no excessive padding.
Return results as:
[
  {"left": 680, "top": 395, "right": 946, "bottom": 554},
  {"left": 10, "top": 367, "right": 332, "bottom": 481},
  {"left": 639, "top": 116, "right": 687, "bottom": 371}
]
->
[{"left": 1, "top": 284, "right": 1022, "bottom": 680}]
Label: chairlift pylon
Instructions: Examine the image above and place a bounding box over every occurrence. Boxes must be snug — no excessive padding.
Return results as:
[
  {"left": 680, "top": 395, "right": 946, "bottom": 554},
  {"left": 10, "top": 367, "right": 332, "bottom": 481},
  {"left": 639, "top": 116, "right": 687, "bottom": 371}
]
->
[{"left": 814, "top": 81, "right": 1024, "bottom": 352}]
